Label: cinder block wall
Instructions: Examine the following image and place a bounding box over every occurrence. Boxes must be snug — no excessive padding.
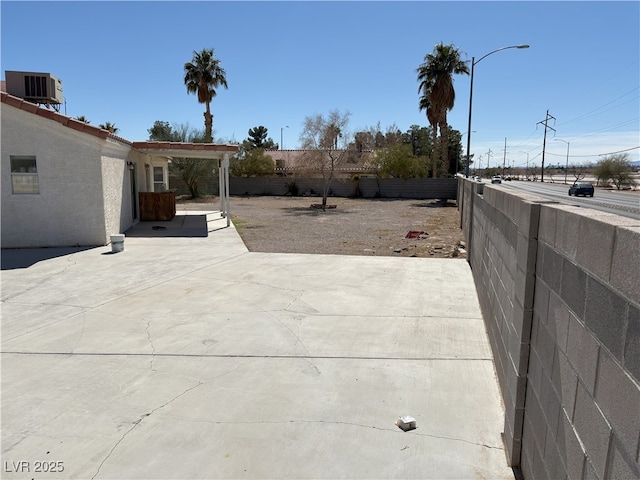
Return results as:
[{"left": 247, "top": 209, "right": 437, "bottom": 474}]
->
[
  {"left": 459, "top": 178, "right": 640, "bottom": 479},
  {"left": 228, "top": 177, "right": 457, "bottom": 199}
]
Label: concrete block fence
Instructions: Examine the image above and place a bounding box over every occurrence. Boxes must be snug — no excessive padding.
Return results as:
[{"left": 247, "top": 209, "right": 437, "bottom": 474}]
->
[
  {"left": 458, "top": 178, "right": 640, "bottom": 479},
  {"left": 169, "top": 175, "right": 457, "bottom": 200},
  {"left": 228, "top": 177, "right": 457, "bottom": 199}
]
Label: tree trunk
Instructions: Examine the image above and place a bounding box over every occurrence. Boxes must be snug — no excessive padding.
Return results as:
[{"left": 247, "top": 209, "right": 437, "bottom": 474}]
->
[
  {"left": 431, "top": 126, "right": 439, "bottom": 178},
  {"left": 189, "top": 178, "right": 199, "bottom": 198},
  {"left": 440, "top": 121, "right": 449, "bottom": 176},
  {"left": 204, "top": 101, "right": 213, "bottom": 143},
  {"left": 322, "top": 153, "right": 337, "bottom": 207}
]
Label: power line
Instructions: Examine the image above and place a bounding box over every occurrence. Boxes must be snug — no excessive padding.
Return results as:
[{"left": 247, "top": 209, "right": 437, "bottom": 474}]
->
[
  {"left": 557, "top": 87, "right": 639, "bottom": 126},
  {"left": 553, "top": 60, "right": 639, "bottom": 112},
  {"left": 509, "top": 128, "right": 541, "bottom": 152},
  {"left": 544, "top": 145, "right": 640, "bottom": 158},
  {"left": 567, "top": 118, "right": 640, "bottom": 141}
]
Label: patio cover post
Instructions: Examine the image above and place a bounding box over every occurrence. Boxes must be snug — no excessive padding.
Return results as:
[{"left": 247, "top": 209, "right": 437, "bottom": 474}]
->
[
  {"left": 219, "top": 158, "right": 225, "bottom": 218},
  {"left": 223, "top": 153, "right": 230, "bottom": 227}
]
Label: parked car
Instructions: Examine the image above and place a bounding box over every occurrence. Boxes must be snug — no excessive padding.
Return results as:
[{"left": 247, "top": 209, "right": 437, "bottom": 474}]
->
[
  {"left": 491, "top": 176, "right": 502, "bottom": 184},
  {"left": 568, "top": 182, "right": 594, "bottom": 197}
]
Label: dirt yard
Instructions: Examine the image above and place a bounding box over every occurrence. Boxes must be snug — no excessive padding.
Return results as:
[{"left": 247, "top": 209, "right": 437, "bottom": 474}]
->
[{"left": 177, "top": 195, "right": 467, "bottom": 259}]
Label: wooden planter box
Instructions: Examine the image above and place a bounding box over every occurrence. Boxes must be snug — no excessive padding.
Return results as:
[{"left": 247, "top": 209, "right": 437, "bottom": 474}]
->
[{"left": 139, "top": 191, "right": 176, "bottom": 221}]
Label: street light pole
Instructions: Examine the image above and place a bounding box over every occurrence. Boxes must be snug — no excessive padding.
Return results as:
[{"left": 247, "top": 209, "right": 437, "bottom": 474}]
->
[
  {"left": 280, "top": 125, "right": 289, "bottom": 150},
  {"left": 555, "top": 138, "right": 570, "bottom": 184},
  {"left": 458, "top": 130, "right": 476, "bottom": 175},
  {"left": 465, "top": 44, "right": 529, "bottom": 178}
]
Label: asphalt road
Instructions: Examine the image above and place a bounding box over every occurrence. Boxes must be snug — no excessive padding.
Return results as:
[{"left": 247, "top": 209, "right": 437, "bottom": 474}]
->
[{"left": 492, "top": 180, "right": 640, "bottom": 219}]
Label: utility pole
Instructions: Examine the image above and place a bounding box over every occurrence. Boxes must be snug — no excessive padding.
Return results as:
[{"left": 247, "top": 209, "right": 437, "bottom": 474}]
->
[
  {"left": 537, "top": 110, "right": 556, "bottom": 183},
  {"left": 486, "top": 148, "right": 493, "bottom": 174},
  {"left": 502, "top": 138, "right": 507, "bottom": 177}
]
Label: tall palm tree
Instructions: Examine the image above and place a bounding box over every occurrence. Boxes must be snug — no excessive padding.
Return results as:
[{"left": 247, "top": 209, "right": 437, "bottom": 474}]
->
[
  {"left": 417, "top": 43, "right": 469, "bottom": 177},
  {"left": 418, "top": 92, "right": 439, "bottom": 177},
  {"left": 184, "top": 48, "right": 228, "bottom": 143},
  {"left": 322, "top": 123, "right": 342, "bottom": 150}
]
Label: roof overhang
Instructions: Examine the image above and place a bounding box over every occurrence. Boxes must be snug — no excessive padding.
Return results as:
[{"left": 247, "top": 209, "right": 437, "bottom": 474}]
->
[{"left": 132, "top": 141, "right": 238, "bottom": 159}]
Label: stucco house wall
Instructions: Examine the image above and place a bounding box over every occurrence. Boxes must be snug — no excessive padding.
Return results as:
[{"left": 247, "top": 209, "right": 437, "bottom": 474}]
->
[
  {"left": 100, "top": 141, "right": 135, "bottom": 243},
  {"left": 1, "top": 94, "right": 165, "bottom": 248},
  {"left": 1, "top": 102, "right": 113, "bottom": 247}
]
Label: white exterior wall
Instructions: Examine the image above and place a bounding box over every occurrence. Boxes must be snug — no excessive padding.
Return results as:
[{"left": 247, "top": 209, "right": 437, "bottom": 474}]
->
[
  {"left": 1, "top": 104, "right": 107, "bottom": 247},
  {"left": 143, "top": 158, "right": 169, "bottom": 192},
  {"left": 2, "top": 102, "right": 172, "bottom": 248},
  {"left": 128, "top": 149, "right": 156, "bottom": 222},
  {"left": 100, "top": 139, "right": 134, "bottom": 241},
  {"left": 100, "top": 148, "right": 162, "bottom": 237}
]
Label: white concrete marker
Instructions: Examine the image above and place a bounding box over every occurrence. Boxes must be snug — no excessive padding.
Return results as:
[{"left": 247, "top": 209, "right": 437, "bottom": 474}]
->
[{"left": 396, "top": 415, "right": 417, "bottom": 431}]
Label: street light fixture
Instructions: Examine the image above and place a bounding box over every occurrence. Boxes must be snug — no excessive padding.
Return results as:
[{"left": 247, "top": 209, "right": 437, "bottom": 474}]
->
[
  {"left": 280, "top": 125, "right": 289, "bottom": 150},
  {"left": 465, "top": 44, "right": 530, "bottom": 178},
  {"left": 555, "top": 138, "right": 570, "bottom": 185}
]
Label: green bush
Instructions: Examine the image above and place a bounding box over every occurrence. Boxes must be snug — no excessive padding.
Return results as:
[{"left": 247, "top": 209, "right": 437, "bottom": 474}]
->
[
  {"left": 374, "top": 144, "right": 428, "bottom": 179},
  {"left": 593, "top": 153, "right": 636, "bottom": 190},
  {"left": 230, "top": 148, "right": 275, "bottom": 177},
  {"left": 285, "top": 180, "right": 299, "bottom": 196}
]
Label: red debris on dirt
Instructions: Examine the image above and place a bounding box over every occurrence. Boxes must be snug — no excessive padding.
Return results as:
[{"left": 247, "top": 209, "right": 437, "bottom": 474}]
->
[{"left": 406, "top": 231, "right": 428, "bottom": 239}]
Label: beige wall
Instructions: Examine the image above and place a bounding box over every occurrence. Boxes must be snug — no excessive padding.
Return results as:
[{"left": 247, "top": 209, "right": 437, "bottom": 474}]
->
[
  {"left": 2, "top": 103, "right": 107, "bottom": 247},
  {"left": 1, "top": 103, "right": 166, "bottom": 247},
  {"left": 101, "top": 140, "right": 134, "bottom": 241}
]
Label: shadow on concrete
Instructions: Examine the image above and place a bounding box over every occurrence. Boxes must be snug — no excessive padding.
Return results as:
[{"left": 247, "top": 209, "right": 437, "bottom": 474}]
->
[
  {"left": 125, "top": 214, "right": 209, "bottom": 238},
  {"left": 1, "top": 246, "right": 96, "bottom": 270}
]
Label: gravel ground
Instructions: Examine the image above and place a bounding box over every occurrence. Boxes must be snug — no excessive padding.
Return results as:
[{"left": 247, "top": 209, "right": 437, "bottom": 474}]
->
[{"left": 176, "top": 195, "right": 467, "bottom": 259}]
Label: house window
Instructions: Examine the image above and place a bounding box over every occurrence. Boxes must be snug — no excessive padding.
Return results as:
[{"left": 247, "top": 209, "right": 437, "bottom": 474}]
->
[
  {"left": 11, "top": 156, "right": 39, "bottom": 194},
  {"left": 153, "top": 166, "right": 165, "bottom": 192}
]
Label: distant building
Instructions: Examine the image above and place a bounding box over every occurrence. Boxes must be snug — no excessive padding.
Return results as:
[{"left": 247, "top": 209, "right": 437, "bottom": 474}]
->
[{"left": 264, "top": 149, "right": 378, "bottom": 177}]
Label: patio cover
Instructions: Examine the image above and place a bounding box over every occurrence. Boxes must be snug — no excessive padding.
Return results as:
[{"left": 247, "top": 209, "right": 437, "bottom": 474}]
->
[{"left": 132, "top": 142, "right": 238, "bottom": 226}]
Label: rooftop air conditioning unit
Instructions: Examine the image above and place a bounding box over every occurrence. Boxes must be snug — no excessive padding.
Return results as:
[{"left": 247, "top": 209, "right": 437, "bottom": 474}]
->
[{"left": 5, "top": 71, "right": 63, "bottom": 106}]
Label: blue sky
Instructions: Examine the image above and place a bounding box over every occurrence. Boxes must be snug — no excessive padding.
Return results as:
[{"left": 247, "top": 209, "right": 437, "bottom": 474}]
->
[{"left": 2, "top": 1, "right": 638, "bottom": 168}]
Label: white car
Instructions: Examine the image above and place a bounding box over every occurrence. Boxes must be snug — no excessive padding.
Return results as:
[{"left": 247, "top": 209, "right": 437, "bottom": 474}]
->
[{"left": 491, "top": 176, "right": 502, "bottom": 184}]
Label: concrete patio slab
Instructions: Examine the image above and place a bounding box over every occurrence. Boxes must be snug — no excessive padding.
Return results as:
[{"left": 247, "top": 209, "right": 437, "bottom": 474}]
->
[{"left": 1, "top": 210, "right": 513, "bottom": 479}]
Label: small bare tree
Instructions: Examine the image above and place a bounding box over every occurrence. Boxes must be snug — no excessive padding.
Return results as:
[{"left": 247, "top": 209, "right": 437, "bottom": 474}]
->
[
  {"left": 299, "top": 110, "right": 351, "bottom": 208},
  {"left": 569, "top": 164, "right": 588, "bottom": 183}
]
